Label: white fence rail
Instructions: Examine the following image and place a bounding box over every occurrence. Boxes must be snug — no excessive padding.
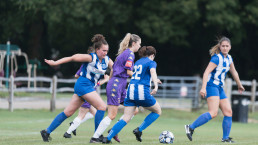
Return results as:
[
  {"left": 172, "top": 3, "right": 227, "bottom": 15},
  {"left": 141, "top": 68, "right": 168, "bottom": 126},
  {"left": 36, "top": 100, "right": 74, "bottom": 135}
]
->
[{"left": 1, "top": 76, "right": 257, "bottom": 112}]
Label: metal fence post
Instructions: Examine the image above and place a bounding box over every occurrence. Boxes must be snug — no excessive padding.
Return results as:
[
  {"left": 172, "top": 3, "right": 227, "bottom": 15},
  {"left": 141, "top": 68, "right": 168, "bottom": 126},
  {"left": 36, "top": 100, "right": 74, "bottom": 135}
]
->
[
  {"left": 50, "top": 75, "right": 57, "bottom": 112},
  {"left": 8, "top": 75, "right": 14, "bottom": 112},
  {"left": 251, "top": 79, "right": 256, "bottom": 113}
]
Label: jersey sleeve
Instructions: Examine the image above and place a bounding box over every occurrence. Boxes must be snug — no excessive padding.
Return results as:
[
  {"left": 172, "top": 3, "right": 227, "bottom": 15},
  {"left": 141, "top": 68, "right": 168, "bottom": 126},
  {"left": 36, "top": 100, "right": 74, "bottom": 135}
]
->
[
  {"left": 149, "top": 61, "right": 157, "bottom": 69},
  {"left": 124, "top": 52, "right": 135, "bottom": 71},
  {"left": 75, "top": 65, "right": 83, "bottom": 76},
  {"left": 89, "top": 53, "right": 95, "bottom": 62},
  {"left": 210, "top": 55, "right": 219, "bottom": 65}
]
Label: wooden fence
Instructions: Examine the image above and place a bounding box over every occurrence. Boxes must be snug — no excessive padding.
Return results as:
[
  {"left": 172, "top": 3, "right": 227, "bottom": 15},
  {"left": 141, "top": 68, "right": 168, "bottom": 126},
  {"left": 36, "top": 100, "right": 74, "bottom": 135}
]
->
[{"left": 1, "top": 76, "right": 257, "bottom": 112}]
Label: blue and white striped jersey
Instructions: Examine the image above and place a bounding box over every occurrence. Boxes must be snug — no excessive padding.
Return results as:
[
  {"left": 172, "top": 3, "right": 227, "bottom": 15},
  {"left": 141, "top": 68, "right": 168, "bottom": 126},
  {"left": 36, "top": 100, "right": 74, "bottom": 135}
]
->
[
  {"left": 80, "top": 53, "right": 109, "bottom": 85},
  {"left": 207, "top": 52, "right": 233, "bottom": 87},
  {"left": 127, "top": 57, "right": 157, "bottom": 100}
]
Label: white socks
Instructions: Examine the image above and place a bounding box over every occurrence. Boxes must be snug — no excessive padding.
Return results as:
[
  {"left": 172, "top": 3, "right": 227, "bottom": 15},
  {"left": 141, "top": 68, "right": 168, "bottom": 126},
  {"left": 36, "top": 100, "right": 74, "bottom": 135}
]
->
[
  {"left": 81, "top": 112, "right": 94, "bottom": 123},
  {"left": 66, "top": 112, "right": 94, "bottom": 134},
  {"left": 67, "top": 117, "right": 81, "bottom": 134},
  {"left": 93, "top": 116, "right": 112, "bottom": 138}
]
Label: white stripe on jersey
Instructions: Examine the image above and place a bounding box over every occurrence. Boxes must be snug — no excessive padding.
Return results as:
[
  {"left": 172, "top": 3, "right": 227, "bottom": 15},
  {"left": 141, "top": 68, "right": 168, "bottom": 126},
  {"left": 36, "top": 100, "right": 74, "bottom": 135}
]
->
[
  {"left": 129, "top": 84, "right": 135, "bottom": 100},
  {"left": 138, "top": 85, "right": 144, "bottom": 100},
  {"left": 213, "top": 54, "right": 223, "bottom": 85},
  {"left": 84, "top": 54, "right": 108, "bottom": 85}
]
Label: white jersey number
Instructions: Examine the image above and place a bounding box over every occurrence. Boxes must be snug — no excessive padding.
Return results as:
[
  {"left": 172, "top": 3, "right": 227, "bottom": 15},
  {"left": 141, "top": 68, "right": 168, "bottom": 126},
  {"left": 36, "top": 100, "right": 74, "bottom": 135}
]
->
[{"left": 132, "top": 65, "right": 142, "bottom": 80}]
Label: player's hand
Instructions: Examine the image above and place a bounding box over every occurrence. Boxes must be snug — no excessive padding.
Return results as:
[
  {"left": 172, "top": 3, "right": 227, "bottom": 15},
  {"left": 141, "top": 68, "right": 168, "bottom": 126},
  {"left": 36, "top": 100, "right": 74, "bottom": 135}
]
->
[
  {"left": 151, "top": 87, "right": 158, "bottom": 95},
  {"left": 44, "top": 59, "right": 58, "bottom": 66},
  {"left": 238, "top": 85, "right": 245, "bottom": 94},
  {"left": 199, "top": 88, "right": 206, "bottom": 98},
  {"left": 157, "top": 79, "right": 162, "bottom": 84}
]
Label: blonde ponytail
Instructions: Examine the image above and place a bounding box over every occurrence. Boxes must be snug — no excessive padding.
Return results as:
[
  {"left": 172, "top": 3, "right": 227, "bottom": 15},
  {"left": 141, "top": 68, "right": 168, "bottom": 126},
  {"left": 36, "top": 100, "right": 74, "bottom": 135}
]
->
[
  {"left": 209, "top": 44, "right": 220, "bottom": 56},
  {"left": 117, "top": 33, "right": 131, "bottom": 56}
]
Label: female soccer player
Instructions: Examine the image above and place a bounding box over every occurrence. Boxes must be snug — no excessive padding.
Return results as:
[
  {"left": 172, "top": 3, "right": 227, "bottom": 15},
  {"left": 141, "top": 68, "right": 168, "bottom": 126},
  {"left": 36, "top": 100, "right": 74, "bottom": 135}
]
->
[
  {"left": 102, "top": 46, "right": 161, "bottom": 143},
  {"left": 90, "top": 33, "right": 141, "bottom": 143},
  {"left": 40, "top": 34, "right": 113, "bottom": 142},
  {"left": 185, "top": 37, "right": 245, "bottom": 143},
  {"left": 64, "top": 65, "right": 109, "bottom": 138},
  {"left": 63, "top": 47, "right": 108, "bottom": 139}
]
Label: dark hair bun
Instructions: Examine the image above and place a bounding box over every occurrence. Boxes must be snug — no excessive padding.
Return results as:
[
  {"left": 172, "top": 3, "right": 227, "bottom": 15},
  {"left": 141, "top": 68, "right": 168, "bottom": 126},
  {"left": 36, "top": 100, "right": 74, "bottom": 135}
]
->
[{"left": 92, "top": 34, "right": 105, "bottom": 43}]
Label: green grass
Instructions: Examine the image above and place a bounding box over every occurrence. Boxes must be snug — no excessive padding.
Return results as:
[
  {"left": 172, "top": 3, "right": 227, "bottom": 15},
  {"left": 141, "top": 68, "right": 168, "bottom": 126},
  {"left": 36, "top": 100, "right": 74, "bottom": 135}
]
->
[{"left": 0, "top": 109, "right": 258, "bottom": 145}]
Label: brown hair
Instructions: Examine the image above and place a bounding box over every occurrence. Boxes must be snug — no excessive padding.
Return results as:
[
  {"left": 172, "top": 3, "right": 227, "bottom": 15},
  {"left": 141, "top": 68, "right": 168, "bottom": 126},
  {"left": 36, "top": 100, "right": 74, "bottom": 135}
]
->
[
  {"left": 91, "top": 34, "right": 108, "bottom": 50},
  {"left": 87, "top": 46, "right": 95, "bottom": 54},
  {"left": 117, "top": 33, "right": 141, "bottom": 55},
  {"left": 138, "top": 46, "right": 156, "bottom": 57},
  {"left": 209, "top": 36, "right": 231, "bottom": 56}
]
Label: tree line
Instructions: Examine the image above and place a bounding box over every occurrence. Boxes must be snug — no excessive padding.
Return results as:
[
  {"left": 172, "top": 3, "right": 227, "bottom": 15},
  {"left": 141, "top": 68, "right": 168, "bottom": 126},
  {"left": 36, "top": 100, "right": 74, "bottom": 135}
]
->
[{"left": 0, "top": 0, "right": 257, "bottom": 79}]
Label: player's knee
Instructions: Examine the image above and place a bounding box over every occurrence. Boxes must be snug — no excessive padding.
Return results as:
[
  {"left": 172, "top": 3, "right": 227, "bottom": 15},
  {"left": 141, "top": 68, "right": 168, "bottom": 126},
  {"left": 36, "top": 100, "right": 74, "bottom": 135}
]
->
[
  {"left": 209, "top": 112, "right": 217, "bottom": 118},
  {"left": 96, "top": 104, "right": 107, "bottom": 111},
  {"left": 224, "top": 109, "right": 232, "bottom": 116},
  {"left": 108, "top": 114, "right": 116, "bottom": 120}
]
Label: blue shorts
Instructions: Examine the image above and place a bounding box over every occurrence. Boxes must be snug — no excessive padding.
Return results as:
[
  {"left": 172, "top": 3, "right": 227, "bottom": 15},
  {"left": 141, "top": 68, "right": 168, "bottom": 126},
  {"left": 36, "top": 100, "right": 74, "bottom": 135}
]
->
[
  {"left": 124, "top": 96, "right": 156, "bottom": 107},
  {"left": 206, "top": 85, "right": 227, "bottom": 99},
  {"left": 74, "top": 77, "right": 95, "bottom": 98}
]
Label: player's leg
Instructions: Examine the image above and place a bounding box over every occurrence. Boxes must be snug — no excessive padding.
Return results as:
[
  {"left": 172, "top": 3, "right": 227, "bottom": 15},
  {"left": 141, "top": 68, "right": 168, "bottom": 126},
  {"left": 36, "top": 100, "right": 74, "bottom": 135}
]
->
[
  {"left": 219, "top": 88, "right": 234, "bottom": 142},
  {"left": 81, "top": 91, "right": 106, "bottom": 132},
  {"left": 185, "top": 96, "right": 219, "bottom": 141},
  {"left": 103, "top": 106, "right": 136, "bottom": 143},
  {"left": 192, "top": 96, "right": 219, "bottom": 129},
  {"left": 41, "top": 94, "right": 83, "bottom": 142},
  {"left": 92, "top": 105, "right": 119, "bottom": 139},
  {"left": 64, "top": 105, "right": 90, "bottom": 138},
  {"left": 81, "top": 106, "right": 95, "bottom": 123},
  {"left": 139, "top": 101, "right": 161, "bottom": 131},
  {"left": 130, "top": 101, "right": 161, "bottom": 142}
]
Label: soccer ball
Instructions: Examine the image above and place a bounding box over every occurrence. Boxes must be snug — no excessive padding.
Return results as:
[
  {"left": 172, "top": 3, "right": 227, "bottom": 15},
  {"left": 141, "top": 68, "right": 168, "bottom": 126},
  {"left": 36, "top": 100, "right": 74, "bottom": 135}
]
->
[{"left": 159, "top": 131, "right": 174, "bottom": 144}]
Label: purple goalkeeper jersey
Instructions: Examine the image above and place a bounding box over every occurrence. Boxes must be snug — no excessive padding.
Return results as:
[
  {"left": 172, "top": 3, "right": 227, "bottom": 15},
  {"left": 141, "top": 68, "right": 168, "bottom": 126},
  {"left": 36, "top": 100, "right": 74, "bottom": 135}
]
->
[{"left": 112, "top": 49, "right": 135, "bottom": 78}]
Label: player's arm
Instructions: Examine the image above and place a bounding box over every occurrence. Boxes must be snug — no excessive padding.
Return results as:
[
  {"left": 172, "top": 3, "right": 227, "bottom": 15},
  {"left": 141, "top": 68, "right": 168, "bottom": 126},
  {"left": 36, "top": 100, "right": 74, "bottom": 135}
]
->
[
  {"left": 229, "top": 62, "right": 245, "bottom": 93},
  {"left": 45, "top": 54, "right": 92, "bottom": 66},
  {"left": 108, "top": 59, "right": 114, "bottom": 79},
  {"left": 150, "top": 68, "right": 159, "bottom": 95},
  {"left": 98, "top": 74, "right": 110, "bottom": 86},
  {"left": 200, "top": 62, "right": 217, "bottom": 98},
  {"left": 127, "top": 70, "right": 133, "bottom": 77}
]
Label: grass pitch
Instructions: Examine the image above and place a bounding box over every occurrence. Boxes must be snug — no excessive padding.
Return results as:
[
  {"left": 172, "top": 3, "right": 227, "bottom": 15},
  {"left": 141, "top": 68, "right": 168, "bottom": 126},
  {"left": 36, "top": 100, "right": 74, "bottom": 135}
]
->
[{"left": 0, "top": 108, "right": 258, "bottom": 145}]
